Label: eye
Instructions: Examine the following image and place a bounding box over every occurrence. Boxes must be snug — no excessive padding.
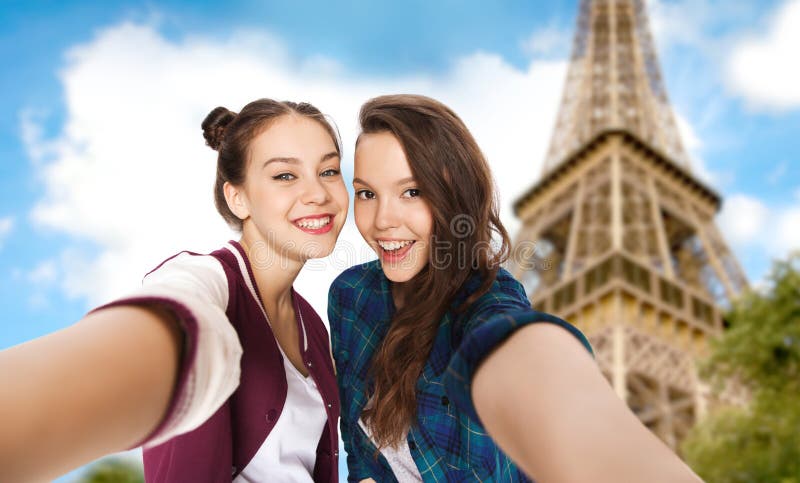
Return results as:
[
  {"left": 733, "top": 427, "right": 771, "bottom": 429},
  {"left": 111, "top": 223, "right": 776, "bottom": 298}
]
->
[
  {"left": 320, "top": 168, "right": 340, "bottom": 177},
  {"left": 272, "top": 173, "right": 296, "bottom": 181},
  {"left": 355, "top": 189, "right": 375, "bottom": 200},
  {"left": 402, "top": 188, "right": 421, "bottom": 198}
]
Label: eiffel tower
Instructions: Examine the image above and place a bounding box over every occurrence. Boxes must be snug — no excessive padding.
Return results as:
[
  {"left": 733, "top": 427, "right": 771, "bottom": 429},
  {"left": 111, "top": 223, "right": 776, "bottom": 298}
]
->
[{"left": 510, "top": 0, "right": 748, "bottom": 450}]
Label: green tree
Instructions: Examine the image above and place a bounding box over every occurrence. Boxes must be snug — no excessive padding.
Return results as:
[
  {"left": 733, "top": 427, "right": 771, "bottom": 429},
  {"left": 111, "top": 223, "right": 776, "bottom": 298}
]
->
[
  {"left": 682, "top": 252, "right": 800, "bottom": 483},
  {"left": 76, "top": 457, "right": 144, "bottom": 483}
]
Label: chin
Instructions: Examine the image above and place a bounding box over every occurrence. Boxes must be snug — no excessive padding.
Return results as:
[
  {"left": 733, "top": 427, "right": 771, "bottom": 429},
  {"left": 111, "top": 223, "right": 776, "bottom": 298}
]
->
[
  {"left": 301, "top": 244, "right": 336, "bottom": 260},
  {"left": 381, "top": 265, "right": 424, "bottom": 283}
]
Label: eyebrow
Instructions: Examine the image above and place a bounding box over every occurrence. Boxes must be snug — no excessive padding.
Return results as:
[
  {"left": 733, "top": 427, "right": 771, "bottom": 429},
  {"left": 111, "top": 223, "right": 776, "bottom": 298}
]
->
[
  {"left": 262, "top": 151, "right": 340, "bottom": 168},
  {"left": 352, "top": 176, "right": 416, "bottom": 187}
]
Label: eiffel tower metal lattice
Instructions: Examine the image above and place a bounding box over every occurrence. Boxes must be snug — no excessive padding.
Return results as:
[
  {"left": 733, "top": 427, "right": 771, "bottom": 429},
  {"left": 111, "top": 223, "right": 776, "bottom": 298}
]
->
[{"left": 510, "top": 0, "right": 748, "bottom": 450}]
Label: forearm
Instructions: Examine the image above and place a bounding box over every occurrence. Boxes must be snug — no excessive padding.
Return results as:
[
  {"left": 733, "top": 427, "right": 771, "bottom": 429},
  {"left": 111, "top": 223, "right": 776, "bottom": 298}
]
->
[
  {"left": 473, "top": 324, "right": 702, "bottom": 483},
  {"left": 0, "top": 305, "right": 182, "bottom": 481}
]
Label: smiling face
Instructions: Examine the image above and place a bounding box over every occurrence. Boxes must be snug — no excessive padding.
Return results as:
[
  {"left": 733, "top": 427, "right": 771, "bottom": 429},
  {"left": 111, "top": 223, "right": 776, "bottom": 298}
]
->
[
  {"left": 225, "top": 114, "right": 348, "bottom": 264},
  {"left": 353, "top": 131, "right": 433, "bottom": 283}
]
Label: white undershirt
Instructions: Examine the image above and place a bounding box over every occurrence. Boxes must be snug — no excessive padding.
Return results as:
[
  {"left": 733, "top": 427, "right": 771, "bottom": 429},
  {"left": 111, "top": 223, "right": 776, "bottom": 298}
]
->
[
  {"left": 358, "top": 408, "right": 422, "bottom": 481},
  {"left": 234, "top": 345, "right": 328, "bottom": 482}
]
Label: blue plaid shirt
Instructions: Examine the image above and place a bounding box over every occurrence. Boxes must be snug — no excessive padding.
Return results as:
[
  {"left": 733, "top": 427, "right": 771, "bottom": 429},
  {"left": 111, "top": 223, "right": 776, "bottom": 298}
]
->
[{"left": 329, "top": 261, "right": 593, "bottom": 482}]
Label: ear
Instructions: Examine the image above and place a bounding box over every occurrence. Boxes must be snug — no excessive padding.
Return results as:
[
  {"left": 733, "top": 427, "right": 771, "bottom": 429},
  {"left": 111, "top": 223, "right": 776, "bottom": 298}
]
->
[{"left": 223, "top": 181, "right": 250, "bottom": 221}]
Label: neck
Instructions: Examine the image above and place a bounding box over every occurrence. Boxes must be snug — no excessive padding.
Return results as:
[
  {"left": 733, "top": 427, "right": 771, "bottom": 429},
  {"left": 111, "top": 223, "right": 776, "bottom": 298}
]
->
[
  {"left": 238, "top": 230, "right": 303, "bottom": 312},
  {"left": 391, "top": 282, "right": 410, "bottom": 310}
]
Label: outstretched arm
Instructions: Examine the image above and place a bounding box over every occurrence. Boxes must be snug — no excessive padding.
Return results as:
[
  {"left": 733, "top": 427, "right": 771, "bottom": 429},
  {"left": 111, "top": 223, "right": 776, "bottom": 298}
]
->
[
  {"left": 0, "top": 305, "right": 181, "bottom": 482},
  {"left": 472, "top": 324, "right": 703, "bottom": 483}
]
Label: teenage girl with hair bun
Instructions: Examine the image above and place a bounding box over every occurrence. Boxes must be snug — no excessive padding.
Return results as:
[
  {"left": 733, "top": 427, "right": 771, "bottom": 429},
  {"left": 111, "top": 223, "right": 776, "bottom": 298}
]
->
[{"left": 1, "top": 98, "right": 347, "bottom": 483}]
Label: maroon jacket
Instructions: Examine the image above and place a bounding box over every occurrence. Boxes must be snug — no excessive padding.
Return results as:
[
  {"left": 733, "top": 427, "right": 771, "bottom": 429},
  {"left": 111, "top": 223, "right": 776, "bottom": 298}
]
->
[{"left": 104, "top": 242, "right": 339, "bottom": 482}]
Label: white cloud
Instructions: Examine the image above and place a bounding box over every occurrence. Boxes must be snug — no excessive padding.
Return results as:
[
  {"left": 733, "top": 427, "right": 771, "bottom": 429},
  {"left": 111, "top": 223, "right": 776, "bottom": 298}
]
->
[
  {"left": 673, "top": 111, "right": 717, "bottom": 184},
  {"left": 520, "top": 23, "right": 572, "bottom": 59},
  {"left": 647, "top": 0, "right": 756, "bottom": 56},
  {"left": 28, "top": 293, "right": 51, "bottom": 310},
  {"left": 0, "top": 216, "right": 14, "bottom": 250},
  {"left": 774, "top": 205, "right": 800, "bottom": 255},
  {"left": 727, "top": 0, "right": 800, "bottom": 110},
  {"left": 24, "top": 260, "right": 59, "bottom": 311},
  {"left": 28, "top": 260, "right": 58, "bottom": 285},
  {"left": 718, "top": 194, "right": 769, "bottom": 246},
  {"left": 718, "top": 191, "right": 800, "bottom": 257},
  {"left": 25, "top": 260, "right": 58, "bottom": 310},
  {"left": 20, "top": 110, "right": 52, "bottom": 165},
  {"left": 766, "top": 160, "right": 789, "bottom": 185},
  {"left": 23, "top": 22, "right": 567, "bottom": 315},
  {"left": 648, "top": 0, "right": 713, "bottom": 50}
]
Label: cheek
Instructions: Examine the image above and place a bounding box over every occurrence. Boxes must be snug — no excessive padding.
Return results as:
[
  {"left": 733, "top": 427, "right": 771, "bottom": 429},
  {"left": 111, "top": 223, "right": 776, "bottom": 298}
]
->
[
  {"left": 353, "top": 203, "right": 373, "bottom": 237},
  {"left": 330, "top": 182, "right": 349, "bottom": 210},
  {"left": 331, "top": 177, "right": 348, "bottom": 197},
  {"left": 411, "top": 206, "right": 434, "bottom": 240},
  {"left": 261, "top": 188, "right": 293, "bottom": 212},
  {"left": 248, "top": 180, "right": 279, "bottom": 206}
]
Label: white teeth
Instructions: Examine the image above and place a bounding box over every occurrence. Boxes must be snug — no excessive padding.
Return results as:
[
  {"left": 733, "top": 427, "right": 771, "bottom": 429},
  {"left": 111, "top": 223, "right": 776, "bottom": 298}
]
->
[
  {"left": 377, "top": 240, "right": 412, "bottom": 251},
  {"left": 297, "top": 216, "right": 330, "bottom": 229}
]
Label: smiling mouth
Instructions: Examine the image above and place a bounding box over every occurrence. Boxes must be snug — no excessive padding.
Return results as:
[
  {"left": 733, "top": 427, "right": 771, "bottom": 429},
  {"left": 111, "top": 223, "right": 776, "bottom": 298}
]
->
[
  {"left": 294, "top": 215, "right": 333, "bottom": 234},
  {"left": 377, "top": 240, "right": 413, "bottom": 251},
  {"left": 377, "top": 240, "right": 416, "bottom": 261}
]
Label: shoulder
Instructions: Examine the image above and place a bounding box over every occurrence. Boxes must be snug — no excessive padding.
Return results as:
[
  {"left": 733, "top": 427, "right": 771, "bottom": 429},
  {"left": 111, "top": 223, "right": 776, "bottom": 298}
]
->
[
  {"left": 490, "top": 268, "right": 528, "bottom": 301},
  {"left": 462, "top": 268, "right": 530, "bottom": 317},
  {"left": 329, "top": 260, "right": 383, "bottom": 294},
  {"left": 328, "top": 260, "right": 384, "bottom": 312},
  {"left": 143, "top": 250, "right": 230, "bottom": 310},
  {"left": 327, "top": 261, "right": 385, "bottom": 339},
  {"left": 145, "top": 251, "right": 226, "bottom": 280}
]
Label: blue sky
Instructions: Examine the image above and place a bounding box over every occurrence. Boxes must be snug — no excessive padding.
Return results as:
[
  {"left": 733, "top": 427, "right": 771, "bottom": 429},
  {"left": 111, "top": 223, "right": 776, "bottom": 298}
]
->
[{"left": 1, "top": 0, "right": 799, "bottom": 479}]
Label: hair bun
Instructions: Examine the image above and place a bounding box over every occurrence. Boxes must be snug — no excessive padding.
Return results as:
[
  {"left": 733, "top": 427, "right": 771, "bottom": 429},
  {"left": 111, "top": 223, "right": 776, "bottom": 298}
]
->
[{"left": 202, "top": 106, "right": 237, "bottom": 151}]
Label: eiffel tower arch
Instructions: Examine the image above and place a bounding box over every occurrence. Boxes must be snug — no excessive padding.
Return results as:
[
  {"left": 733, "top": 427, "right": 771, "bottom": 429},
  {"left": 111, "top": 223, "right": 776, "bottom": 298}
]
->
[{"left": 510, "top": 0, "right": 748, "bottom": 450}]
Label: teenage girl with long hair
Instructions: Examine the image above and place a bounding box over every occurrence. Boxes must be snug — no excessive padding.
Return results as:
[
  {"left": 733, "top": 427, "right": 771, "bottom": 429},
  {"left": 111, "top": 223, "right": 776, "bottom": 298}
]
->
[{"left": 329, "top": 94, "right": 702, "bottom": 482}]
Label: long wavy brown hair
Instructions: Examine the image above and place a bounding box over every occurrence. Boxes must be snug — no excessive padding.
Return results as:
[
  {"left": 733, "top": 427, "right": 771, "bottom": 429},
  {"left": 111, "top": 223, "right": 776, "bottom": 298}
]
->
[{"left": 358, "top": 94, "right": 511, "bottom": 448}]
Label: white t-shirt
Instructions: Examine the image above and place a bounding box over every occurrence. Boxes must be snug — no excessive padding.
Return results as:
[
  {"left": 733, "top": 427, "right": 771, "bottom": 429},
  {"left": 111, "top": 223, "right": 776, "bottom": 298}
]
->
[
  {"left": 234, "top": 345, "right": 328, "bottom": 482},
  {"left": 358, "top": 408, "right": 422, "bottom": 481}
]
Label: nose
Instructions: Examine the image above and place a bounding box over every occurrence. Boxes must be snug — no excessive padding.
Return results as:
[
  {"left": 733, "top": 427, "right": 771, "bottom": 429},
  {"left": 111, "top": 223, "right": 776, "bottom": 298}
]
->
[
  {"left": 300, "top": 176, "right": 330, "bottom": 205},
  {"left": 374, "top": 198, "right": 399, "bottom": 231}
]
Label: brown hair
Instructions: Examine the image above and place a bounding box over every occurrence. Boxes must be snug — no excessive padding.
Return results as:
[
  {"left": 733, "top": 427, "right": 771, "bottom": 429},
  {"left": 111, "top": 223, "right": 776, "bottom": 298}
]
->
[
  {"left": 358, "top": 94, "right": 511, "bottom": 448},
  {"left": 201, "top": 99, "right": 341, "bottom": 230}
]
